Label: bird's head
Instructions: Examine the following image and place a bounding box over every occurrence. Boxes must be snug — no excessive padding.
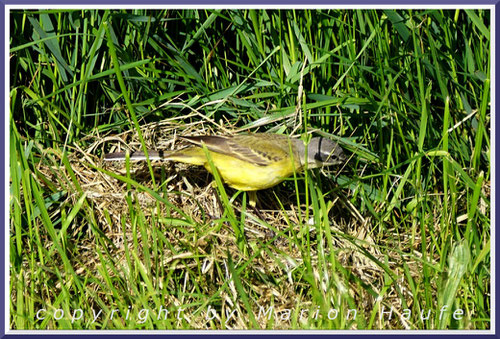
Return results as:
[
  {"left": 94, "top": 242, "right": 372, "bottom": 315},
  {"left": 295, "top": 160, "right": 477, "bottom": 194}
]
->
[{"left": 297, "top": 137, "right": 346, "bottom": 168}]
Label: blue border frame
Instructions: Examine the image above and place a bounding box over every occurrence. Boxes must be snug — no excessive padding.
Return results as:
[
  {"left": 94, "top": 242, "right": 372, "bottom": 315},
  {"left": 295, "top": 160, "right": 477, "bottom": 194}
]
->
[
  {"left": 1, "top": 2, "right": 6, "bottom": 337},
  {"left": 1, "top": 2, "right": 497, "bottom": 337},
  {"left": 0, "top": 0, "right": 497, "bottom": 4}
]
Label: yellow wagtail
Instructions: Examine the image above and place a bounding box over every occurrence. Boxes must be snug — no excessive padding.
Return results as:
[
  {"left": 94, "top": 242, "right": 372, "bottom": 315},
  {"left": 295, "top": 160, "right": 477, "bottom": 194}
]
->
[{"left": 104, "top": 133, "right": 345, "bottom": 206}]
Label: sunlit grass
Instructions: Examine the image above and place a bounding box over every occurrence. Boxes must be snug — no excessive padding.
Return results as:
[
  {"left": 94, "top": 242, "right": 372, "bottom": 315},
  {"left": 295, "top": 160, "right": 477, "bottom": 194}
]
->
[{"left": 9, "top": 8, "right": 490, "bottom": 330}]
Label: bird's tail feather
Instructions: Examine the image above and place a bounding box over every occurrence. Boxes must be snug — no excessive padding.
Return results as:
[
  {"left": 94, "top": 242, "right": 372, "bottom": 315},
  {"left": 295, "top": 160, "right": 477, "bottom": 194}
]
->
[
  {"left": 104, "top": 150, "right": 165, "bottom": 161},
  {"left": 104, "top": 147, "right": 207, "bottom": 166}
]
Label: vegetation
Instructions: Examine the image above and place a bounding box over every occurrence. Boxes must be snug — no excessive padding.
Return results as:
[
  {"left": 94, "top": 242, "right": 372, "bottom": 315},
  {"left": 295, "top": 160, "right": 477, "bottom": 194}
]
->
[{"left": 10, "top": 9, "right": 490, "bottom": 330}]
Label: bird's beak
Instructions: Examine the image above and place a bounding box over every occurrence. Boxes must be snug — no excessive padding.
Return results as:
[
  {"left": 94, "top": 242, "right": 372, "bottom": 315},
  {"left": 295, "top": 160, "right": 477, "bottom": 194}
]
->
[{"left": 323, "top": 149, "right": 346, "bottom": 166}]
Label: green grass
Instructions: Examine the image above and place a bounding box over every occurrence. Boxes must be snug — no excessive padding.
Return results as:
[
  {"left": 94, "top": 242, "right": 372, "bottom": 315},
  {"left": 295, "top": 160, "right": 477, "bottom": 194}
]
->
[{"left": 9, "top": 9, "right": 490, "bottom": 330}]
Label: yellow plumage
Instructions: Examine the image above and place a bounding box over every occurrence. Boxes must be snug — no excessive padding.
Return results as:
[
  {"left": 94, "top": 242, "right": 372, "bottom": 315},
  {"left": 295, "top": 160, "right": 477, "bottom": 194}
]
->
[
  {"left": 168, "top": 146, "right": 298, "bottom": 191},
  {"left": 163, "top": 134, "right": 303, "bottom": 191}
]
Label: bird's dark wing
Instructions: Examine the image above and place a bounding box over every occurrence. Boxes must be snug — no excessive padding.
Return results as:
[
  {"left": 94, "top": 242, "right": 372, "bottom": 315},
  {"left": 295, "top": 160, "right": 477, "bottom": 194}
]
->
[{"left": 181, "top": 134, "right": 292, "bottom": 167}]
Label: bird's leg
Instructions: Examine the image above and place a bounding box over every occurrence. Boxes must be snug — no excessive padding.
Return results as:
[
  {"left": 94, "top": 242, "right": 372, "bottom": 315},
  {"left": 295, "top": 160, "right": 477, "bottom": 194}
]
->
[
  {"left": 247, "top": 191, "right": 263, "bottom": 219},
  {"left": 248, "top": 191, "right": 258, "bottom": 208},
  {"left": 245, "top": 191, "right": 274, "bottom": 239}
]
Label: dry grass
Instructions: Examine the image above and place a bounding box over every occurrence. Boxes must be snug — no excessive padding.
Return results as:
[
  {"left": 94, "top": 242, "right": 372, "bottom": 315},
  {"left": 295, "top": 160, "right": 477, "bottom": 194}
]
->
[
  {"left": 10, "top": 9, "right": 490, "bottom": 330},
  {"left": 27, "top": 119, "right": 420, "bottom": 329}
]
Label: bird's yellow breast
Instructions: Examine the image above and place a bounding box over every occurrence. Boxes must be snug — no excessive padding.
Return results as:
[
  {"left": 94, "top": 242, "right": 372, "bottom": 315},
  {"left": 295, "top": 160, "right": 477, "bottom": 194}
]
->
[{"left": 204, "top": 151, "right": 299, "bottom": 191}]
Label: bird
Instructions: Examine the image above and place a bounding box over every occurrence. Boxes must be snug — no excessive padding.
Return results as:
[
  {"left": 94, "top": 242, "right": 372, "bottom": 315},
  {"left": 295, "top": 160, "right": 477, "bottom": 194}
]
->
[{"left": 104, "top": 133, "right": 345, "bottom": 206}]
